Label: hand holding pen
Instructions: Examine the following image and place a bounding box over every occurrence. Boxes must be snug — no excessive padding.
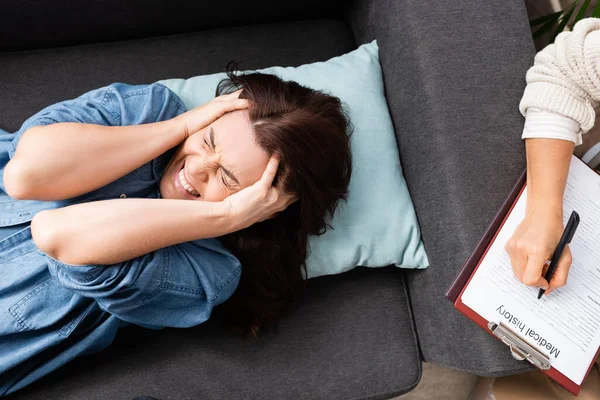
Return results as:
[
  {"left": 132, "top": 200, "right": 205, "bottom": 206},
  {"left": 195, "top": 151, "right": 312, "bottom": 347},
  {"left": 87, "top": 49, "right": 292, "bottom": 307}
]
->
[{"left": 537, "top": 211, "right": 580, "bottom": 299}]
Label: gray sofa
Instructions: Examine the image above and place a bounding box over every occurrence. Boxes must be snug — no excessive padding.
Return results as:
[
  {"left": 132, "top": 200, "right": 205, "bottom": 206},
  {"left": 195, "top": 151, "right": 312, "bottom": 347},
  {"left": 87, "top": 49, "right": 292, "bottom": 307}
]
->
[{"left": 1, "top": 0, "right": 536, "bottom": 398}]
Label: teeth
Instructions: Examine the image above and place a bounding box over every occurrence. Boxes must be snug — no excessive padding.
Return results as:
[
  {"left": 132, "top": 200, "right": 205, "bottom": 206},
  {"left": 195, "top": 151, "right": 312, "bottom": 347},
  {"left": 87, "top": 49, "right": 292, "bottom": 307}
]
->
[{"left": 179, "top": 168, "right": 200, "bottom": 197}]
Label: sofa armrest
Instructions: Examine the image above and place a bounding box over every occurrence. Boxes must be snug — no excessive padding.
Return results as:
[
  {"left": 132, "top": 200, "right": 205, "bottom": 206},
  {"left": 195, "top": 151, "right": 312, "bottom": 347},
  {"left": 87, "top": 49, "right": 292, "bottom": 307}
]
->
[{"left": 346, "top": 0, "right": 537, "bottom": 375}]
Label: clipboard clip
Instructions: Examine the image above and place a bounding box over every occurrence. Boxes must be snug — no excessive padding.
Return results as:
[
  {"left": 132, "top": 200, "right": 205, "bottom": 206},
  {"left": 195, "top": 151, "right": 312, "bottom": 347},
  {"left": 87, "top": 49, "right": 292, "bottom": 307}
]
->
[{"left": 488, "top": 321, "right": 551, "bottom": 371}]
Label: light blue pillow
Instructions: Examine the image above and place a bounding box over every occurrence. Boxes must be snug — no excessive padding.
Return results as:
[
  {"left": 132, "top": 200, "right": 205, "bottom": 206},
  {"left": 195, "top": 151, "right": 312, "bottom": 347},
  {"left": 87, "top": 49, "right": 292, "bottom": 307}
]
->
[{"left": 158, "top": 40, "right": 429, "bottom": 278}]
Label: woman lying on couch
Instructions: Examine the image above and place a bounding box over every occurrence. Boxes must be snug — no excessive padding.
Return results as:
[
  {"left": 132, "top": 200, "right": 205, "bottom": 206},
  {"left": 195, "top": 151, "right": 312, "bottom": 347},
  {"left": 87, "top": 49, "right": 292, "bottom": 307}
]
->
[{"left": 0, "top": 70, "right": 352, "bottom": 396}]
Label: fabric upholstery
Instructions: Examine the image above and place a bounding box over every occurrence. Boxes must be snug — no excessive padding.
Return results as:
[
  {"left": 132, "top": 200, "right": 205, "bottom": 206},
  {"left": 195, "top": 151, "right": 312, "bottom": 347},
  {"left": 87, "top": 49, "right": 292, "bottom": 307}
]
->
[
  {"left": 349, "top": 0, "right": 538, "bottom": 375},
  {"left": 7, "top": 267, "right": 420, "bottom": 400}
]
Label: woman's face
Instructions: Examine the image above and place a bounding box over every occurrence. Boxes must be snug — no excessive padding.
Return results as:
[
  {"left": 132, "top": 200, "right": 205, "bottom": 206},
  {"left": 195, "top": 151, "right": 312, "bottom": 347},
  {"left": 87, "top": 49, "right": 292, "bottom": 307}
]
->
[{"left": 160, "top": 110, "right": 269, "bottom": 202}]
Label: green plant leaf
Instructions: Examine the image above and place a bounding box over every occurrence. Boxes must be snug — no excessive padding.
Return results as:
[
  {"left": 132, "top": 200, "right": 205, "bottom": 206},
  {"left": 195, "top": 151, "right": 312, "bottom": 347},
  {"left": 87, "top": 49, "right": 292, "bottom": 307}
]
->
[
  {"left": 574, "top": 0, "right": 591, "bottom": 26},
  {"left": 552, "top": 1, "right": 578, "bottom": 41},
  {"left": 593, "top": 0, "right": 600, "bottom": 17},
  {"left": 530, "top": 9, "right": 565, "bottom": 27},
  {"left": 533, "top": 17, "right": 561, "bottom": 39}
]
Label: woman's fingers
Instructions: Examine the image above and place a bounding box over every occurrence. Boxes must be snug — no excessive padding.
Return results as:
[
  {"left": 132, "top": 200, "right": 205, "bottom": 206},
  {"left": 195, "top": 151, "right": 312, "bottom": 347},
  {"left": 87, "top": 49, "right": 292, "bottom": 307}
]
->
[
  {"left": 228, "top": 89, "right": 244, "bottom": 99},
  {"left": 193, "top": 99, "right": 249, "bottom": 132},
  {"left": 506, "top": 239, "right": 527, "bottom": 281},
  {"left": 214, "top": 89, "right": 244, "bottom": 101},
  {"left": 260, "top": 156, "right": 280, "bottom": 187},
  {"left": 548, "top": 245, "right": 572, "bottom": 290},
  {"left": 178, "top": 97, "right": 250, "bottom": 138},
  {"left": 258, "top": 156, "right": 300, "bottom": 215},
  {"left": 505, "top": 212, "right": 569, "bottom": 293},
  {"left": 213, "top": 98, "right": 249, "bottom": 115},
  {"left": 219, "top": 155, "right": 299, "bottom": 228},
  {"left": 522, "top": 254, "right": 550, "bottom": 289}
]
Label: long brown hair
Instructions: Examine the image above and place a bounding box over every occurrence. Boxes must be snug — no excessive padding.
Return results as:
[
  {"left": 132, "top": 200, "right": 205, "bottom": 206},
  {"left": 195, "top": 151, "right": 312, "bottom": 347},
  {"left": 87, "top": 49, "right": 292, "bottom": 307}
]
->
[{"left": 215, "top": 67, "right": 352, "bottom": 339}]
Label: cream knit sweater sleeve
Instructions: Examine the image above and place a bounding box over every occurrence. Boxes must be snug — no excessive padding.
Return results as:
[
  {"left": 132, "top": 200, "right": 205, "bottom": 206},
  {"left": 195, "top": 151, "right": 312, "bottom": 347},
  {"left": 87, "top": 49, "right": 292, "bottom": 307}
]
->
[{"left": 520, "top": 18, "right": 600, "bottom": 134}]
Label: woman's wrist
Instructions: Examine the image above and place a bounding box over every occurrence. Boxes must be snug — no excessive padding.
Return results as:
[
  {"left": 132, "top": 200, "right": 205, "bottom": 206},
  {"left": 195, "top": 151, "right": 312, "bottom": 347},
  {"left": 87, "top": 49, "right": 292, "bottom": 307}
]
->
[
  {"left": 164, "top": 116, "right": 189, "bottom": 145},
  {"left": 526, "top": 194, "right": 563, "bottom": 219},
  {"left": 213, "top": 199, "right": 253, "bottom": 233},
  {"left": 204, "top": 200, "right": 239, "bottom": 232}
]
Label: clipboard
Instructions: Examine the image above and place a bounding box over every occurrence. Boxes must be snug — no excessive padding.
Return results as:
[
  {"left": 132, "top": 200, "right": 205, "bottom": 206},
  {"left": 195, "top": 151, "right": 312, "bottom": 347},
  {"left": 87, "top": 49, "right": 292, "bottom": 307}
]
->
[{"left": 445, "top": 167, "right": 600, "bottom": 396}]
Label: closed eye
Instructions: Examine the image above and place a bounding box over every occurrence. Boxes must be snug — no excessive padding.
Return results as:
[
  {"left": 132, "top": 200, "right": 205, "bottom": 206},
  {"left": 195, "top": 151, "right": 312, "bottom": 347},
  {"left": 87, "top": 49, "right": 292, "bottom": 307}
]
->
[
  {"left": 206, "top": 127, "right": 241, "bottom": 188},
  {"left": 221, "top": 174, "right": 232, "bottom": 189}
]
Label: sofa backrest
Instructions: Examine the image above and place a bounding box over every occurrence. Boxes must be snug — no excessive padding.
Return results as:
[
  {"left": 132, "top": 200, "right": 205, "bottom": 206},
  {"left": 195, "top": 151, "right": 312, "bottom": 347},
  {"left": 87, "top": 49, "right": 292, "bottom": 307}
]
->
[{"left": 1, "top": 0, "right": 344, "bottom": 52}]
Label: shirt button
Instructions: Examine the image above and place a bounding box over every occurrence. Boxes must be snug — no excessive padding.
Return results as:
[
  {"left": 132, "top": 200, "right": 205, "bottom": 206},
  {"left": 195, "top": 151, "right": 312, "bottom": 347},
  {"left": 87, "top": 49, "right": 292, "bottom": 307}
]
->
[{"left": 120, "top": 194, "right": 127, "bottom": 198}]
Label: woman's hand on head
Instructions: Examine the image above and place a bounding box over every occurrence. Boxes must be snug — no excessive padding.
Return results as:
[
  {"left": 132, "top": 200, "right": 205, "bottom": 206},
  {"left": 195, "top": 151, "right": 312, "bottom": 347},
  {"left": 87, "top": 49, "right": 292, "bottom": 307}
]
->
[
  {"left": 505, "top": 207, "right": 572, "bottom": 295},
  {"left": 174, "top": 90, "right": 249, "bottom": 141},
  {"left": 221, "top": 156, "right": 298, "bottom": 230}
]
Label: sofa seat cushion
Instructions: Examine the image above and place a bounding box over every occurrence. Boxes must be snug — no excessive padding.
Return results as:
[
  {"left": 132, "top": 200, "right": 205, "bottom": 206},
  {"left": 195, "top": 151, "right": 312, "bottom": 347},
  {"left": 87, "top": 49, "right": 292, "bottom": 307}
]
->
[{"left": 10, "top": 267, "right": 420, "bottom": 400}]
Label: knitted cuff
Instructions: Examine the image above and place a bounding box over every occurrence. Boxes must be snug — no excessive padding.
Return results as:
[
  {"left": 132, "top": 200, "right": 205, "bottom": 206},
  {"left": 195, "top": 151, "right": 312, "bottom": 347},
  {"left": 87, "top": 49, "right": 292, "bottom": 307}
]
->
[{"left": 519, "top": 82, "right": 596, "bottom": 133}]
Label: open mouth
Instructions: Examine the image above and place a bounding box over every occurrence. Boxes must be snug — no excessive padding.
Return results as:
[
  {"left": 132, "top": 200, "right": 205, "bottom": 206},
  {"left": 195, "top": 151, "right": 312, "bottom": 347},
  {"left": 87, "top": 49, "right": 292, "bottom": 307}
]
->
[{"left": 176, "top": 161, "right": 201, "bottom": 198}]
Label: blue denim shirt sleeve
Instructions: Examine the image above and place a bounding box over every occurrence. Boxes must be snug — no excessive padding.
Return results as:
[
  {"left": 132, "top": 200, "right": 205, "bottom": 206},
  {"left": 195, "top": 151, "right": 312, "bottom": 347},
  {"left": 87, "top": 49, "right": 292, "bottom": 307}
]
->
[
  {"left": 8, "top": 82, "right": 185, "bottom": 159},
  {"left": 44, "top": 238, "right": 241, "bottom": 329}
]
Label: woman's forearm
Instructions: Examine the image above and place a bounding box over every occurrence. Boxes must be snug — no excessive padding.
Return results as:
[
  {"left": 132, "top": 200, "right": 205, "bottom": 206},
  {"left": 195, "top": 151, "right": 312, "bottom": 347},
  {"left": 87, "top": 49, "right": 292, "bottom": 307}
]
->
[
  {"left": 525, "top": 138, "right": 574, "bottom": 216},
  {"left": 31, "top": 199, "right": 235, "bottom": 265},
  {"left": 4, "top": 119, "right": 185, "bottom": 201}
]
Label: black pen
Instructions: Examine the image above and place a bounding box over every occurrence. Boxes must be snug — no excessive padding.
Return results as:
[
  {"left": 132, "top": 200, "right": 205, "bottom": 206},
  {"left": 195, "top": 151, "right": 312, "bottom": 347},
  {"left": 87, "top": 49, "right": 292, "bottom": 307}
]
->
[{"left": 538, "top": 210, "right": 580, "bottom": 299}]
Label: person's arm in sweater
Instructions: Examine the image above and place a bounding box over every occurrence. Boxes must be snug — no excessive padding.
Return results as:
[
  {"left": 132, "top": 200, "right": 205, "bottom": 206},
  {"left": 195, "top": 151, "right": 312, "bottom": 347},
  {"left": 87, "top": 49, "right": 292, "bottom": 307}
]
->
[{"left": 507, "top": 18, "right": 600, "bottom": 292}]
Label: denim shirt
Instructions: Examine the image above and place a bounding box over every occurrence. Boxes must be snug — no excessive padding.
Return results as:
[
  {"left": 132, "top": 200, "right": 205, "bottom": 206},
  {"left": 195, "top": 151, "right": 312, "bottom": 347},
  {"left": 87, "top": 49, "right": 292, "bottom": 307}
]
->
[{"left": 0, "top": 83, "right": 241, "bottom": 396}]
